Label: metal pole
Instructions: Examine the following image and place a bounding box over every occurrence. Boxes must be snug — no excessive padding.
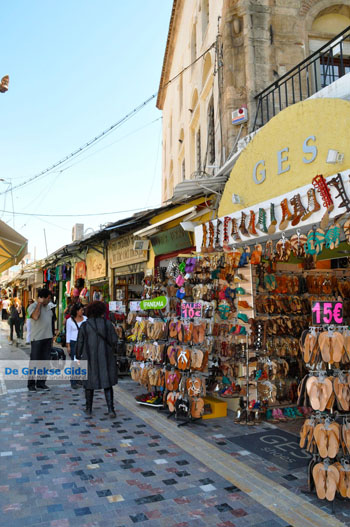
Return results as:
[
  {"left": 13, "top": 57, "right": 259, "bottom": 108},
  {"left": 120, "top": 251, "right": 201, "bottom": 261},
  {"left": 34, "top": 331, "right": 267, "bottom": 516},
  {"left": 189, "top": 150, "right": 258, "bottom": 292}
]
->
[
  {"left": 43, "top": 229, "right": 48, "bottom": 257},
  {"left": 10, "top": 182, "right": 14, "bottom": 228}
]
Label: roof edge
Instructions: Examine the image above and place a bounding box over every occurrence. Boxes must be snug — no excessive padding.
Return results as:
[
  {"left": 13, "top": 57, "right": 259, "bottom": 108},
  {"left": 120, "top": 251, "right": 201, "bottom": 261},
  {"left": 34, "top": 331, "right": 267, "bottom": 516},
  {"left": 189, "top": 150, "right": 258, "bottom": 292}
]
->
[{"left": 156, "top": 0, "right": 183, "bottom": 110}]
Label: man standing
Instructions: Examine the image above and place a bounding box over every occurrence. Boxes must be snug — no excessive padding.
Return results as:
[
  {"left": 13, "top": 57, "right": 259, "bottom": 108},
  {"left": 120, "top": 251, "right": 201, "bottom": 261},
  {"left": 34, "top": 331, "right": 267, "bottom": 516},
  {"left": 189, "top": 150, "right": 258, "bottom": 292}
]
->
[{"left": 27, "top": 288, "right": 53, "bottom": 392}]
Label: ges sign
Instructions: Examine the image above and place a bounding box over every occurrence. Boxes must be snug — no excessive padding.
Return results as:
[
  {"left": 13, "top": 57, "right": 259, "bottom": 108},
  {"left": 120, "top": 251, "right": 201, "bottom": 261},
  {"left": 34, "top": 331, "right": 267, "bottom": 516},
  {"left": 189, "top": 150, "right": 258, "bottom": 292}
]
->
[{"left": 253, "top": 135, "right": 317, "bottom": 185}]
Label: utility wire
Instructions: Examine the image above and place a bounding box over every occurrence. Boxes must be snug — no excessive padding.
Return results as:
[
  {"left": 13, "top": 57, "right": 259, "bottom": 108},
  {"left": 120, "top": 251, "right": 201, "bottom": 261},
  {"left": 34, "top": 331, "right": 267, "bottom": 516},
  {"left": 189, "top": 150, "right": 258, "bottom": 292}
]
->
[
  {"left": 0, "top": 43, "right": 215, "bottom": 196},
  {"left": 0, "top": 204, "right": 161, "bottom": 218}
]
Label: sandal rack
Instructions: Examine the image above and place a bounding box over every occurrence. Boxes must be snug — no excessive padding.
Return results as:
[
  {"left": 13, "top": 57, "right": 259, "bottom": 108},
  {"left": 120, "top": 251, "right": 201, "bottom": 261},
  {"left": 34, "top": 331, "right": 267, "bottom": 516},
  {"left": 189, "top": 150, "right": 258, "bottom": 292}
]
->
[
  {"left": 299, "top": 321, "right": 350, "bottom": 507},
  {"left": 128, "top": 271, "right": 215, "bottom": 426}
]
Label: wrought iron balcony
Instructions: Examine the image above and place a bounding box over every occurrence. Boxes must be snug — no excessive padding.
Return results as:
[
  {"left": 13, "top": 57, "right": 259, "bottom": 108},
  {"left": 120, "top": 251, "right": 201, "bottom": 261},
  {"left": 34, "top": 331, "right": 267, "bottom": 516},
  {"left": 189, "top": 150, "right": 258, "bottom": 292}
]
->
[{"left": 253, "top": 26, "right": 350, "bottom": 130}]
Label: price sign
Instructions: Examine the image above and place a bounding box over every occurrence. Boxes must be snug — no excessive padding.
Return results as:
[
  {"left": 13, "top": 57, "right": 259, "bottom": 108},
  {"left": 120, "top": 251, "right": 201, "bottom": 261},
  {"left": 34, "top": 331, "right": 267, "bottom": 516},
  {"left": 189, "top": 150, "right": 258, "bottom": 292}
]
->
[
  {"left": 312, "top": 301, "right": 343, "bottom": 325},
  {"left": 129, "top": 301, "right": 141, "bottom": 312},
  {"left": 181, "top": 302, "right": 202, "bottom": 319}
]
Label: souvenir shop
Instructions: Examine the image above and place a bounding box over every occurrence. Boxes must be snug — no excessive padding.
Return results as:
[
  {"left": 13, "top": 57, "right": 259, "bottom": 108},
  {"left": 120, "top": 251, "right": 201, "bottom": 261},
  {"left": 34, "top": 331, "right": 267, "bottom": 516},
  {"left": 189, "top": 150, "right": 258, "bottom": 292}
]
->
[
  {"left": 108, "top": 233, "right": 149, "bottom": 314},
  {"left": 127, "top": 97, "right": 350, "bottom": 502},
  {"left": 85, "top": 248, "right": 108, "bottom": 302}
]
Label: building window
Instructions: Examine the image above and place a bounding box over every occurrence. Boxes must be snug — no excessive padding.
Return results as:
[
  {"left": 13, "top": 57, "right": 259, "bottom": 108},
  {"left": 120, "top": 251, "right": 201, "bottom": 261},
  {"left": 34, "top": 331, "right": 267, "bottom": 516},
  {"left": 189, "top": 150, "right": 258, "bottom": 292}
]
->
[
  {"left": 191, "top": 24, "right": 197, "bottom": 64},
  {"left": 181, "top": 159, "right": 186, "bottom": 181},
  {"left": 201, "top": 0, "right": 209, "bottom": 40},
  {"left": 179, "top": 74, "right": 183, "bottom": 111},
  {"left": 207, "top": 99, "right": 215, "bottom": 165},
  {"left": 196, "top": 128, "right": 201, "bottom": 171},
  {"left": 320, "top": 55, "right": 350, "bottom": 88}
]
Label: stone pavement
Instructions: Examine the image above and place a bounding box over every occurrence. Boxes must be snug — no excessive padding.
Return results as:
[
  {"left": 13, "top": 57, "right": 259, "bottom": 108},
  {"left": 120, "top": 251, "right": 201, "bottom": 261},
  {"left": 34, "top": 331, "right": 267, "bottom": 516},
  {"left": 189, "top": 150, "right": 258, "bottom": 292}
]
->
[{"left": 0, "top": 319, "right": 348, "bottom": 527}]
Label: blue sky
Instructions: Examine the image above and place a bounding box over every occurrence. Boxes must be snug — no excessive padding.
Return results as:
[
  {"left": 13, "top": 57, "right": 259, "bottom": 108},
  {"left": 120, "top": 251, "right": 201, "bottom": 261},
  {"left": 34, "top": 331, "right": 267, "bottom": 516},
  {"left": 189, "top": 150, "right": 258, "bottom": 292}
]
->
[{"left": 0, "top": 1, "right": 172, "bottom": 259}]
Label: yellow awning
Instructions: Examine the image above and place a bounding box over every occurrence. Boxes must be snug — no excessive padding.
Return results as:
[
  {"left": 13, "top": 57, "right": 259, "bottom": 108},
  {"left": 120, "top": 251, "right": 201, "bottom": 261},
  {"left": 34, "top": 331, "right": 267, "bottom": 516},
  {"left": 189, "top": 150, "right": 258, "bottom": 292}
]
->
[{"left": 0, "top": 220, "right": 28, "bottom": 273}]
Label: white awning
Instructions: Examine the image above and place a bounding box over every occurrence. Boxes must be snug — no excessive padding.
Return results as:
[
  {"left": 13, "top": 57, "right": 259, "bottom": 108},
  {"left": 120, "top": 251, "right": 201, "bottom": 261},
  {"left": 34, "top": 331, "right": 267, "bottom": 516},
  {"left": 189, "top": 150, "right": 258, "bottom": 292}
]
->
[
  {"left": 0, "top": 221, "right": 28, "bottom": 273},
  {"left": 133, "top": 206, "right": 197, "bottom": 238}
]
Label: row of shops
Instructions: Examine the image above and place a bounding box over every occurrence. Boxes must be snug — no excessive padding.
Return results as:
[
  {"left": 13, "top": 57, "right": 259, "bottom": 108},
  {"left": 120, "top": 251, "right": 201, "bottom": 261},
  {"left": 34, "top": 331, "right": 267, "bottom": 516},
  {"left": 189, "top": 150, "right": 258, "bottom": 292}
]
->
[{"left": 2, "top": 97, "right": 350, "bottom": 502}]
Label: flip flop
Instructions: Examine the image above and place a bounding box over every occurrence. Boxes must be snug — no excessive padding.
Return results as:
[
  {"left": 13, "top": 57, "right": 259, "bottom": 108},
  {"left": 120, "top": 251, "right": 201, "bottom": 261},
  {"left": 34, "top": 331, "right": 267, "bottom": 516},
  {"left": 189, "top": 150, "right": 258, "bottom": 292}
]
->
[
  {"left": 306, "top": 376, "right": 321, "bottom": 410},
  {"left": 318, "top": 332, "right": 331, "bottom": 363},
  {"left": 319, "top": 378, "right": 333, "bottom": 412},
  {"left": 332, "top": 332, "right": 345, "bottom": 363},
  {"left": 313, "top": 463, "right": 327, "bottom": 500},
  {"left": 327, "top": 424, "right": 340, "bottom": 459},
  {"left": 326, "top": 464, "right": 339, "bottom": 501},
  {"left": 314, "top": 423, "right": 328, "bottom": 458}
]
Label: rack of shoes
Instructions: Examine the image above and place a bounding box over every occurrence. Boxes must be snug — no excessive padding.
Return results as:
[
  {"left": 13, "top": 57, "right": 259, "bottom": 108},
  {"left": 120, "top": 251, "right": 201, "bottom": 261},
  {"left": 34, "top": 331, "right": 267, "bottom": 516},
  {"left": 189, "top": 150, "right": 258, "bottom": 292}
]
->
[{"left": 299, "top": 319, "right": 350, "bottom": 506}]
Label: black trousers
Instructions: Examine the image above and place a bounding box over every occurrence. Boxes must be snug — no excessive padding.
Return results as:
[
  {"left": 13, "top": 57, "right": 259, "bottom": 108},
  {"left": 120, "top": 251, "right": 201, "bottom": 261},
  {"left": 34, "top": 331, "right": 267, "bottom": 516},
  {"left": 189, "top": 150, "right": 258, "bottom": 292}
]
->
[
  {"left": 27, "top": 338, "right": 52, "bottom": 388},
  {"left": 9, "top": 317, "right": 20, "bottom": 341}
]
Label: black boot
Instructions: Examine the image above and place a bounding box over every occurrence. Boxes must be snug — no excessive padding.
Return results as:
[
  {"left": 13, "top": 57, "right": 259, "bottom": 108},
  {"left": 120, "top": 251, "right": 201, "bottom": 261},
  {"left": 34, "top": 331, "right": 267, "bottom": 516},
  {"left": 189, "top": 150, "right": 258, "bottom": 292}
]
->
[
  {"left": 84, "top": 389, "right": 94, "bottom": 416},
  {"left": 104, "top": 387, "right": 116, "bottom": 418}
]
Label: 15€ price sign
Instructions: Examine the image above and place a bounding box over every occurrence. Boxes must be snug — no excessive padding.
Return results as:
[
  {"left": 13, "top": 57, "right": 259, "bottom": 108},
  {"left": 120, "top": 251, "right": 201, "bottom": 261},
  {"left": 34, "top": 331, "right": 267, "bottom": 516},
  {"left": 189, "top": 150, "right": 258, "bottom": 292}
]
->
[
  {"left": 312, "top": 301, "right": 343, "bottom": 325},
  {"left": 181, "top": 302, "right": 202, "bottom": 319}
]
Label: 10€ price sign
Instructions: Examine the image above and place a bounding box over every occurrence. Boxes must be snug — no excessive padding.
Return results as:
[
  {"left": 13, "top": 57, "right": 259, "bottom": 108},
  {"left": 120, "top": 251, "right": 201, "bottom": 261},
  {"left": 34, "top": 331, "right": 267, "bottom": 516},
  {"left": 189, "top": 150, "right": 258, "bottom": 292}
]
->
[
  {"left": 181, "top": 302, "right": 202, "bottom": 319},
  {"left": 312, "top": 301, "right": 343, "bottom": 325}
]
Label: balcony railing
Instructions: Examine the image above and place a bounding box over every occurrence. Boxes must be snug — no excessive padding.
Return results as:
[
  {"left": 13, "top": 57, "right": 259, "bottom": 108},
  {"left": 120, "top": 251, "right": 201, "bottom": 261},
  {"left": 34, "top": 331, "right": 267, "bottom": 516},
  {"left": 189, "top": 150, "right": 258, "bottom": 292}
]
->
[{"left": 253, "top": 26, "right": 350, "bottom": 130}]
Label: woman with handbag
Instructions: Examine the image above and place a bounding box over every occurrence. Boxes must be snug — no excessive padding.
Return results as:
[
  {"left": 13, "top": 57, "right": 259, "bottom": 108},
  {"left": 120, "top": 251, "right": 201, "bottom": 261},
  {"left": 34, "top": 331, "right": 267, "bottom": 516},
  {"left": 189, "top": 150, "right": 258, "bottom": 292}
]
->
[
  {"left": 66, "top": 302, "right": 87, "bottom": 388},
  {"left": 76, "top": 301, "right": 118, "bottom": 417}
]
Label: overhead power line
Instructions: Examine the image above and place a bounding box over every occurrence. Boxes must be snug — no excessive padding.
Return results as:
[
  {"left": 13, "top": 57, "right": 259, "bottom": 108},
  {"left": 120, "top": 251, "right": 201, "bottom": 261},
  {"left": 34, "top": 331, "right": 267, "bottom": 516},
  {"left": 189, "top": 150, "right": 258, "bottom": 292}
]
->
[
  {"left": 0, "top": 204, "right": 161, "bottom": 218},
  {"left": 0, "top": 42, "right": 215, "bottom": 196}
]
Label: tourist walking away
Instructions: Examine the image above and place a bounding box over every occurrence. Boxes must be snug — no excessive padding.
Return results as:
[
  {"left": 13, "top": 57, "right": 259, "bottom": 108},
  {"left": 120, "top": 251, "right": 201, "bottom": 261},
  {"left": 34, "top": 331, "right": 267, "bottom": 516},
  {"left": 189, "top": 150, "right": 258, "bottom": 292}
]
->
[
  {"left": 27, "top": 288, "right": 53, "bottom": 392},
  {"left": 8, "top": 299, "right": 20, "bottom": 345},
  {"left": 66, "top": 302, "right": 87, "bottom": 389},
  {"left": 16, "top": 300, "right": 26, "bottom": 339},
  {"left": 2, "top": 296, "right": 9, "bottom": 320},
  {"left": 25, "top": 299, "right": 34, "bottom": 344},
  {"left": 76, "top": 300, "right": 118, "bottom": 418}
]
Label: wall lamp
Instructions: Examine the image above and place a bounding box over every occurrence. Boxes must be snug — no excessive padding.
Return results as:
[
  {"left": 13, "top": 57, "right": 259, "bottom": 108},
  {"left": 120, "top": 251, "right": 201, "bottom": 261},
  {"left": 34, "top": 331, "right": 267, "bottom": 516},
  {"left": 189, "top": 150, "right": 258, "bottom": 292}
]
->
[{"left": 326, "top": 149, "right": 344, "bottom": 164}]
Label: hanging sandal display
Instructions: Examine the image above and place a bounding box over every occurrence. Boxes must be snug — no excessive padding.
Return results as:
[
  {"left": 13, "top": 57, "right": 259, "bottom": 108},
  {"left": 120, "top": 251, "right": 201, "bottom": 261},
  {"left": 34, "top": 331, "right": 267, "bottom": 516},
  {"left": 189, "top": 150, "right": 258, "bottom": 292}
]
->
[
  {"left": 290, "top": 194, "right": 307, "bottom": 226},
  {"left": 302, "top": 187, "right": 321, "bottom": 221},
  {"left": 279, "top": 198, "right": 293, "bottom": 230},
  {"left": 239, "top": 211, "right": 249, "bottom": 237},
  {"left": 268, "top": 203, "right": 277, "bottom": 234},
  {"left": 248, "top": 210, "right": 258, "bottom": 236},
  {"left": 312, "top": 174, "right": 334, "bottom": 230}
]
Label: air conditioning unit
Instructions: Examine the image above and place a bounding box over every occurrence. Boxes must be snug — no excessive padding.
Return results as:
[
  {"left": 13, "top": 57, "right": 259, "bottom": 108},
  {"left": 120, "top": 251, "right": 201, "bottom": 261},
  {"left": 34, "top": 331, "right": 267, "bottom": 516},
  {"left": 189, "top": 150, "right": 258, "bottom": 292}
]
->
[
  {"left": 133, "top": 239, "right": 150, "bottom": 251},
  {"left": 72, "top": 223, "right": 84, "bottom": 241},
  {"left": 232, "top": 107, "right": 248, "bottom": 125}
]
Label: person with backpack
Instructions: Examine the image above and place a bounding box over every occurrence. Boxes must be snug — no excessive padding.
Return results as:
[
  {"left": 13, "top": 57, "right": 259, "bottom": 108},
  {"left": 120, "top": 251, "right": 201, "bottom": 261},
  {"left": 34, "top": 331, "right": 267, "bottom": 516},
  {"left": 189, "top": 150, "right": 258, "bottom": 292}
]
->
[
  {"left": 66, "top": 302, "right": 87, "bottom": 389},
  {"left": 8, "top": 298, "right": 20, "bottom": 345}
]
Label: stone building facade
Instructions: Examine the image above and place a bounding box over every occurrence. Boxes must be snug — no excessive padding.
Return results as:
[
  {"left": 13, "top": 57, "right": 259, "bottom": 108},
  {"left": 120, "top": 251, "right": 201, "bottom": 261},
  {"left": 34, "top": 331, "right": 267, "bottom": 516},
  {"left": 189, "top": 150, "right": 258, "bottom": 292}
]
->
[{"left": 157, "top": 0, "right": 350, "bottom": 203}]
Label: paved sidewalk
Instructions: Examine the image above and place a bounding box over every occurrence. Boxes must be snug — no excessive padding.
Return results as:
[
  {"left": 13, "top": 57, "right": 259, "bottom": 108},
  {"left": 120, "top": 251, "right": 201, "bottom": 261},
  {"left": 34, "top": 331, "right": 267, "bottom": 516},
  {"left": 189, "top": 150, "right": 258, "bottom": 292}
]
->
[
  {"left": 0, "top": 383, "right": 296, "bottom": 527},
  {"left": 0, "top": 320, "right": 347, "bottom": 527}
]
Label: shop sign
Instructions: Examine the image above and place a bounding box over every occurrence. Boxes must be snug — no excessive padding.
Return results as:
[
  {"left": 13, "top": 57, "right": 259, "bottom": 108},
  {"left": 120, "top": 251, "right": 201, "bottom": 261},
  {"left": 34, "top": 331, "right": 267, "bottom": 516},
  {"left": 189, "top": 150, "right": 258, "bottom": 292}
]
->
[
  {"left": 86, "top": 250, "right": 106, "bottom": 280},
  {"left": 312, "top": 301, "right": 343, "bottom": 325},
  {"left": 253, "top": 136, "right": 317, "bottom": 184},
  {"left": 75, "top": 261, "right": 86, "bottom": 279},
  {"left": 150, "top": 225, "right": 193, "bottom": 256},
  {"left": 140, "top": 296, "right": 167, "bottom": 310},
  {"left": 114, "top": 262, "right": 146, "bottom": 276},
  {"left": 229, "top": 429, "right": 311, "bottom": 470},
  {"left": 109, "top": 235, "right": 148, "bottom": 269},
  {"left": 109, "top": 300, "right": 125, "bottom": 313},
  {"left": 181, "top": 302, "right": 202, "bottom": 319}
]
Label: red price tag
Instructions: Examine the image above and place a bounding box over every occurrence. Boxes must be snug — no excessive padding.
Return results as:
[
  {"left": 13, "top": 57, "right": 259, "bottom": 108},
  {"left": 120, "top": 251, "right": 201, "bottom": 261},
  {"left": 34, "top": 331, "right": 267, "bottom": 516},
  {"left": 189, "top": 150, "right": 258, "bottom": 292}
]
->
[
  {"left": 312, "top": 301, "right": 343, "bottom": 325},
  {"left": 181, "top": 302, "right": 202, "bottom": 319}
]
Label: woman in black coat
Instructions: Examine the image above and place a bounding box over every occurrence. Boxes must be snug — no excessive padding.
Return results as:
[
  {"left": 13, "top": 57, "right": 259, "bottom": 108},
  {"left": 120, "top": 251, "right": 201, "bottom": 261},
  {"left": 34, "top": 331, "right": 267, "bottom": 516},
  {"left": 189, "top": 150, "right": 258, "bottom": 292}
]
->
[{"left": 76, "top": 300, "right": 118, "bottom": 418}]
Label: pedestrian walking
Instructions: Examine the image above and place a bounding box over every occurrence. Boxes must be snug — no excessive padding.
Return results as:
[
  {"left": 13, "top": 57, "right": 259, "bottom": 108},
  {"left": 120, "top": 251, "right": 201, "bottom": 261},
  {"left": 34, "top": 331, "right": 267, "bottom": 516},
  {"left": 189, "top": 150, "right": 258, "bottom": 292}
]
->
[
  {"left": 8, "top": 298, "right": 20, "bottom": 345},
  {"left": 16, "top": 300, "right": 26, "bottom": 339},
  {"left": 27, "top": 288, "right": 53, "bottom": 392},
  {"left": 1, "top": 296, "right": 9, "bottom": 320},
  {"left": 66, "top": 302, "right": 87, "bottom": 389},
  {"left": 76, "top": 300, "right": 118, "bottom": 418},
  {"left": 25, "top": 299, "right": 34, "bottom": 344}
]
